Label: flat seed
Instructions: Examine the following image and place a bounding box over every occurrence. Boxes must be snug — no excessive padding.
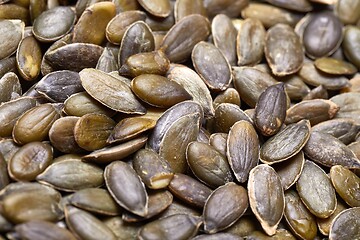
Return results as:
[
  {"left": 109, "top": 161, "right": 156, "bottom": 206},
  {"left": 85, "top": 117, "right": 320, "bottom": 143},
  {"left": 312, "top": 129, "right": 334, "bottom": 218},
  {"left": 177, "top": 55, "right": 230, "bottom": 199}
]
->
[
  {"left": 108, "top": 117, "right": 156, "bottom": 143},
  {"left": 283, "top": 74, "right": 311, "bottom": 101},
  {"left": 159, "top": 113, "right": 200, "bottom": 173},
  {"left": 15, "top": 220, "right": 77, "bottom": 240},
  {"left": 342, "top": 26, "right": 360, "bottom": 69},
  {"left": 227, "top": 120, "right": 259, "bottom": 183},
  {"left": 265, "top": 24, "right": 303, "bottom": 76},
  {"left": 105, "top": 10, "right": 146, "bottom": 45},
  {"left": 16, "top": 36, "right": 42, "bottom": 81},
  {"left": 35, "top": 70, "right": 83, "bottom": 103},
  {"left": 70, "top": 188, "right": 122, "bottom": 216},
  {"left": 283, "top": 190, "right": 318, "bottom": 240},
  {"left": 145, "top": 10, "right": 175, "bottom": 32},
  {"left": 209, "top": 133, "right": 228, "bottom": 156},
  {"left": 0, "top": 72, "right": 21, "bottom": 104},
  {"left": 0, "top": 20, "right": 24, "bottom": 60},
  {"left": 96, "top": 47, "right": 118, "bottom": 73},
  {"left": 8, "top": 141, "right": 52, "bottom": 182},
  {"left": 119, "top": 50, "right": 170, "bottom": 77},
  {"left": 317, "top": 200, "right": 347, "bottom": 236},
  {"left": 233, "top": 66, "right": 278, "bottom": 108},
  {"left": 138, "top": 213, "right": 202, "bottom": 240},
  {"left": 82, "top": 136, "right": 147, "bottom": 164},
  {"left": 330, "top": 165, "right": 360, "bottom": 207},
  {"left": 138, "top": 0, "right": 171, "bottom": 18},
  {"left": 248, "top": 164, "right": 285, "bottom": 236},
  {"left": 45, "top": 43, "right": 104, "bottom": 72},
  {"left": 303, "top": 12, "right": 343, "bottom": 59},
  {"left": 302, "top": 85, "right": 329, "bottom": 101},
  {"left": 213, "top": 103, "right": 252, "bottom": 133},
  {"left": 32, "top": 6, "right": 76, "bottom": 42},
  {"left": 330, "top": 92, "right": 360, "bottom": 124},
  {"left": 192, "top": 233, "right": 243, "bottom": 240},
  {"left": 73, "top": 2, "right": 116, "bottom": 45},
  {"left": 167, "top": 65, "right": 214, "bottom": 117},
  {"left": 79, "top": 68, "right": 146, "bottom": 114},
  {"left": 105, "top": 161, "right": 148, "bottom": 217},
  {"left": 65, "top": 205, "right": 117, "bottom": 240},
  {"left": 174, "top": 0, "right": 206, "bottom": 22},
  {"left": 0, "top": 154, "right": 9, "bottom": 191},
  {"left": 285, "top": 99, "right": 339, "bottom": 125},
  {"left": 335, "top": 0, "right": 360, "bottom": 24},
  {"left": 314, "top": 57, "right": 357, "bottom": 75},
  {"left": 103, "top": 216, "right": 142, "bottom": 240},
  {"left": 133, "top": 149, "right": 174, "bottom": 189},
  {"left": 212, "top": 14, "right": 237, "bottom": 66},
  {"left": 329, "top": 207, "right": 360, "bottom": 240},
  {"left": 131, "top": 74, "right": 191, "bottom": 108},
  {"left": 74, "top": 113, "right": 115, "bottom": 151},
  {"left": 273, "top": 151, "right": 305, "bottom": 190},
  {"left": 260, "top": 120, "right": 311, "bottom": 164},
  {"left": 160, "top": 14, "right": 210, "bottom": 63},
  {"left": 36, "top": 159, "right": 104, "bottom": 192},
  {"left": 12, "top": 103, "right": 61, "bottom": 145},
  {"left": 213, "top": 88, "right": 241, "bottom": 109},
  {"left": 203, "top": 182, "right": 248, "bottom": 233},
  {"left": 192, "top": 41, "right": 232, "bottom": 91},
  {"left": 237, "top": 18, "right": 265, "bottom": 66},
  {"left": 0, "top": 139, "right": 21, "bottom": 164},
  {"left": 63, "top": 92, "right": 115, "bottom": 117},
  {"left": 168, "top": 173, "right": 212, "bottom": 208},
  {"left": 119, "top": 21, "right": 155, "bottom": 66},
  {"left": 265, "top": 0, "right": 313, "bottom": 12},
  {"left": 296, "top": 160, "right": 337, "bottom": 218},
  {"left": 0, "top": 4, "right": 29, "bottom": 25},
  {"left": 303, "top": 131, "right": 360, "bottom": 169},
  {"left": 254, "top": 83, "right": 287, "bottom": 136},
  {"left": 0, "top": 57, "right": 17, "bottom": 79},
  {"left": 186, "top": 141, "right": 233, "bottom": 188},
  {"left": 299, "top": 62, "right": 350, "bottom": 90}
]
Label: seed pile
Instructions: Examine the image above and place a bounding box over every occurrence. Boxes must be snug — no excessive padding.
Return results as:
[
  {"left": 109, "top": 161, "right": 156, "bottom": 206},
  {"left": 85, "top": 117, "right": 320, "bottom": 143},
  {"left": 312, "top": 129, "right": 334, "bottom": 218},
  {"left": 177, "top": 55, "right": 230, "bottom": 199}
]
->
[{"left": 0, "top": 0, "right": 360, "bottom": 239}]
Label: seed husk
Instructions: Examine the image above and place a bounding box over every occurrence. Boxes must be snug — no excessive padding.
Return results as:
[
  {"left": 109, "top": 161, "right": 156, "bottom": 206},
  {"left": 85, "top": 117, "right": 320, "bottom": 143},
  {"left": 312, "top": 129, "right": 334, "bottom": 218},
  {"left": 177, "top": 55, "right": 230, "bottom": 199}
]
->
[
  {"left": 213, "top": 103, "right": 252, "bottom": 133},
  {"left": 192, "top": 41, "right": 232, "bottom": 91},
  {"left": 35, "top": 70, "right": 83, "bottom": 103},
  {"left": 131, "top": 74, "right": 191, "bottom": 108},
  {"left": 105, "top": 10, "right": 146, "bottom": 45},
  {"left": 0, "top": 57, "right": 17, "bottom": 79},
  {"left": 133, "top": 148, "right": 174, "bottom": 189},
  {"left": 330, "top": 92, "right": 360, "bottom": 124},
  {"left": 254, "top": 83, "right": 287, "bottom": 136},
  {"left": 265, "top": 0, "right": 313, "bottom": 12},
  {"left": 283, "top": 189, "right": 318, "bottom": 240},
  {"left": 303, "top": 131, "right": 360, "bottom": 169},
  {"left": 45, "top": 43, "right": 104, "bottom": 72},
  {"left": 174, "top": 0, "right": 207, "bottom": 22},
  {"left": 168, "top": 173, "right": 212, "bottom": 208},
  {"left": 317, "top": 200, "right": 347, "bottom": 236},
  {"left": 95, "top": 47, "right": 118, "bottom": 73},
  {"left": 329, "top": 207, "right": 360, "bottom": 240},
  {"left": 8, "top": 141, "right": 53, "bottom": 182},
  {"left": 296, "top": 160, "right": 337, "bottom": 218},
  {"left": 0, "top": 154, "right": 9, "bottom": 191},
  {"left": 213, "top": 88, "right": 241, "bottom": 109},
  {"left": 138, "top": 213, "right": 202, "bottom": 240},
  {"left": 314, "top": 57, "right": 357, "bottom": 75},
  {"left": 343, "top": 26, "right": 360, "bottom": 69},
  {"left": 203, "top": 182, "right": 248, "bottom": 234},
  {"left": 159, "top": 113, "right": 201, "bottom": 173},
  {"left": 0, "top": 139, "right": 21, "bottom": 164},
  {"left": 285, "top": 99, "right": 339, "bottom": 125},
  {"left": 248, "top": 164, "right": 285, "bottom": 236},
  {"left": 260, "top": 120, "right": 311, "bottom": 164},
  {"left": 36, "top": 159, "right": 104, "bottom": 192},
  {"left": 212, "top": 14, "right": 237, "bottom": 66},
  {"left": 79, "top": 68, "right": 146, "bottom": 114},
  {"left": 227, "top": 120, "right": 259, "bottom": 183},
  {"left": 302, "top": 84, "right": 329, "bottom": 101},
  {"left": 0, "top": 20, "right": 24, "bottom": 61},
  {"left": 105, "top": 161, "right": 148, "bottom": 217},
  {"left": 330, "top": 165, "right": 360, "bottom": 207},
  {"left": 265, "top": 23, "right": 303, "bottom": 76},
  {"left": 32, "top": 6, "right": 76, "bottom": 42},
  {"left": 209, "top": 133, "right": 228, "bottom": 157},
  {"left": 16, "top": 220, "right": 77, "bottom": 240},
  {"left": 0, "top": 72, "right": 21, "bottom": 104},
  {"left": 204, "top": 0, "right": 248, "bottom": 19},
  {"left": 192, "top": 233, "right": 243, "bottom": 240},
  {"left": 16, "top": 36, "right": 42, "bottom": 81},
  {"left": 12, "top": 103, "right": 61, "bottom": 145},
  {"left": 160, "top": 14, "right": 210, "bottom": 63},
  {"left": 65, "top": 205, "right": 117, "bottom": 240},
  {"left": 283, "top": 74, "right": 311, "bottom": 101},
  {"left": 186, "top": 141, "right": 233, "bottom": 188},
  {"left": 119, "top": 20, "right": 155, "bottom": 66},
  {"left": 103, "top": 216, "right": 142, "bottom": 240},
  {"left": 138, "top": 0, "right": 171, "bottom": 18},
  {"left": 70, "top": 188, "right": 122, "bottom": 216}
]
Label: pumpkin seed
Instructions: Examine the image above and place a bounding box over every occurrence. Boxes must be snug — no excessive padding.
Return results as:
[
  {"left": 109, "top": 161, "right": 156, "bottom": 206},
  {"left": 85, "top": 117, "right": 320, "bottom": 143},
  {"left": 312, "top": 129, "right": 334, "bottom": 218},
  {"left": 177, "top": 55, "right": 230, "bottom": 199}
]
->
[
  {"left": 265, "top": 0, "right": 313, "bottom": 12},
  {"left": 138, "top": 0, "right": 171, "bottom": 18},
  {"left": 302, "top": 85, "right": 329, "bottom": 101},
  {"left": 16, "top": 36, "right": 42, "bottom": 81},
  {"left": 330, "top": 92, "right": 360, "bottom": 124},
  {"left": 0, "top": 20, "right": 24, "bottom": 61},
  {"left": 342, "top": 25, "right": 360, "bottom": 69},
  {"left": 317, "top": 200, "right": 347, "bottom": 236},
  {"left": 174, "top": 0, "right": 206, "bottom": 22},
  {"left": 314, "top": 57, "right": 357, "bottom": 75},
  {"left": 213, "top": 103, "right": 252, "bottom": 133},
  {"left": 0, "top": 72, "right": 21, "bottom": 104},
  {"left": 329, "top": 207, "right": 360, "bottom": 240}
]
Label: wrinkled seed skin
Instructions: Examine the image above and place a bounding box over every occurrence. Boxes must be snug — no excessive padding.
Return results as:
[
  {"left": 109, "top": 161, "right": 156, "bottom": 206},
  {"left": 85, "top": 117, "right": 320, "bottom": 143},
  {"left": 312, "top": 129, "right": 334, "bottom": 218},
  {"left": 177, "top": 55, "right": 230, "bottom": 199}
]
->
[{"left": 203, "top": 182, "right": 249, "bottom": 234}]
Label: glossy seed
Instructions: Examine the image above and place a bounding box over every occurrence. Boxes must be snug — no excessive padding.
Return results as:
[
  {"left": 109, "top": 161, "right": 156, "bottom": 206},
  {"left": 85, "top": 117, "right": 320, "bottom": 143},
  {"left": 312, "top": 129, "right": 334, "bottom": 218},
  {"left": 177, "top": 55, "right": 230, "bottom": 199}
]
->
[
  {"left": 317, "top": 200, "right": 347, "bottom": 236},
  {"left": 296, "top": 160, "right": 337, "bottom": 218},
  {"left": 0, "top": 20, "right": 24, "bottom": 60},
  {"left": 330, "top": 92, "right": 360, "bottom": 124},
  {"left": 0, "top": 72, "right": 21, "bottom": 104},
  {"left": 227, "top": 120, "right": 259, "bottom": 183},
  {"left": 213, "top": 103, "right": 252, "bottom": 133},
  {"left": 315, "top": 57, "right": 357, "bottom": 75},
  {"left": 302, "top": 84, "right": 329, "bottom": 101},
  {"left": 203, "top": 182, "right": 248, "bottom": 233},
  {"left": 248, "top": 164, "right": 285, "bottom": 236},
  {"left": 260, "top": 120, "right": 311, "bottom": 164},
  {"left": 105, "top": 161, "right": 148, "bottom": 217},
  {"left": 138, "top": 0, "right": 171, "bottom": 18},
  {"left": 16, "top": 36, "right": 42, "bottom": 81},
  {"left": 329, "top": 207, "right": 360, "bottom": 240},
  {"left": 343, "top": 26, "right": 360, "bottom": 69},
  {"left": 174, "top": 0, "right": 206, "bottom": 22}
]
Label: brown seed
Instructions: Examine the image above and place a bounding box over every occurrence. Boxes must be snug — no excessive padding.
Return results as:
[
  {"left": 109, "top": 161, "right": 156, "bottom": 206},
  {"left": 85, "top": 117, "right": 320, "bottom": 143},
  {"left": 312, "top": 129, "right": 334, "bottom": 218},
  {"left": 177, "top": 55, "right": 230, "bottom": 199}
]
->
[
  {"left": 105, "top": 161, "right": 148, "bottom": 217},
  {"left": 283, "top": 74, "right": 311, "bottom": 101},
  {"left": 0, "top": 72, "right": 21, "bottom": 104},
  {"left": 248, "top": 164, "right": 285, "bottom": 236},
  {"left": 96, "top": 47, "right": 119, "bottom": 73},
  {"left": 330, "top": 92, "right": 360, "bottom": 124},
  {"left": 296, "top": 160, "right": 337, "bottom": 218},
  {"left": 0, "top": 154, "right": 9, "bottom": 191},
  {"left": 227, "top": 120, "right": 259, "bottom": 183},
  {"left": 314, "top": 57, "right": 357, "bottom": 75},
  {"left": 138, "top": 0, "right": 171, "bottom": 18},
  {"left": 213, "top": 103, "right": 252, "bottom": 133},
  {"left": 302, "top": 85, "right": 329, "bottom": 101},
  {"left": 209, "top": 133, "right": 228, "bottom": 156},
  {"left": 329, "top": 207, "right": 360, "bottom": 240},
  {"left": 317, "top": 200, "right": 347, "bottom": 236},
  {"left": 265, "top": 0, "right": 313, "bottom": 12},
  {"left": 343, "top": 25, "right": 360, "bottom": 69},
  {"left": 204, "top": 0, "right": 249, "bottom": 19},
  {"left": 168, "top": 173, "right": 212, "bottom": 208},
  {"left": 174, "top": 0, "right": 206, "bottom": 22},
  {"left": 0, "top": 20, "right": 24, "bottom": 61},
  {"left": 16, "top": 36, "right": 42, "bottom": 81},
  {"left": 203, "top": 182, "right": 248, "bottom": 233},
  {"left": 213, "top": 88, "right": 241, "bottom": 109},
  {"left": 260, "top": 120, "right": 311, "bottom": 164}
]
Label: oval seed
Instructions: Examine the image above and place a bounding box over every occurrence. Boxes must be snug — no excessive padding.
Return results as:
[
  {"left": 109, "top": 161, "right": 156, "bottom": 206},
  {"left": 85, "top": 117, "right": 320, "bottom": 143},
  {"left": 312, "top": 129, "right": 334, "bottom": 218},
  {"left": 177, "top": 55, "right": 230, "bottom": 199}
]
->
[
  {"left": 0, "top": 72, "right": 21, "bottom": 104},
  {"left": 314, "top": 57, "right": 357, "bottom": 75},
  {"left": 329, "top": 207, "right": 360, "bottom": 240},
  {"left": 137, "top": 0, "right": 171, "bottom": 18},
  {"left": 0, "top": 20, "right": 24, "bottom": 60},
  {"left": 16, "top": 36, "right": 42, "bottom": 81}
]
